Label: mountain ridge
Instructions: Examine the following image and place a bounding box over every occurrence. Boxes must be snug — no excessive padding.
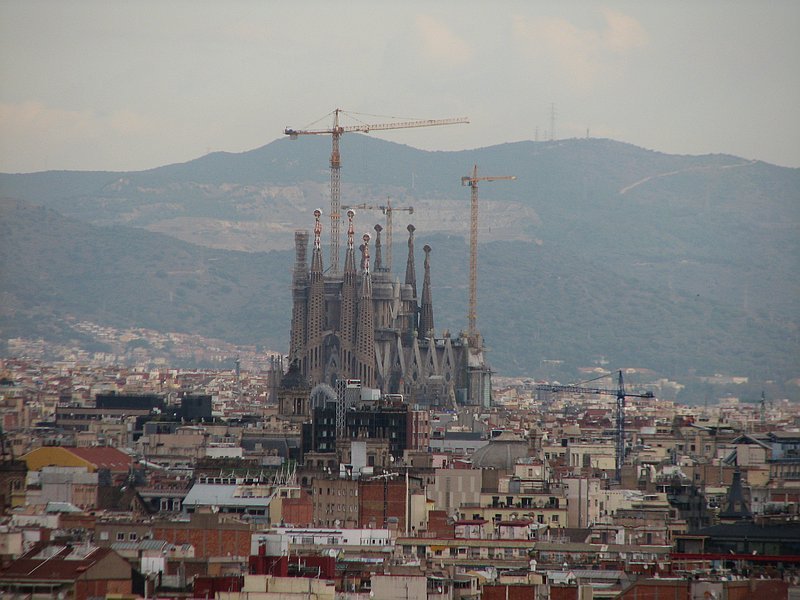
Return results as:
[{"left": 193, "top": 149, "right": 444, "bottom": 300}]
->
[{"left": 1, "top": 136, "right": 797, "bottom": 398}]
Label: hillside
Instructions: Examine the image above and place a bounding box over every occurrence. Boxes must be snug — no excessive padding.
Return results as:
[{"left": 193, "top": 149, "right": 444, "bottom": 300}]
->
[
  {"left": 1, "top": 136, "right": 798, "bottom": 398},
  {"left": 0, "top": 198, "right": 290, "bottom": 349},
  {"left": 2, "top": 136, "right": 796, "bottom": 320}
]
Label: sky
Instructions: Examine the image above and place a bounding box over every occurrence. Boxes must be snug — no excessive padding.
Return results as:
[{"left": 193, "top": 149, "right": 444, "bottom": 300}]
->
[{"left": 1, "top": 1, "right": 798, "bottom": 173}]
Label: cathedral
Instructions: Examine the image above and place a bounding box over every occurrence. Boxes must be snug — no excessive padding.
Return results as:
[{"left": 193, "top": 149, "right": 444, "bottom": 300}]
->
[{"left": 286, "top": 209, "right": 492, "bottom": 408}]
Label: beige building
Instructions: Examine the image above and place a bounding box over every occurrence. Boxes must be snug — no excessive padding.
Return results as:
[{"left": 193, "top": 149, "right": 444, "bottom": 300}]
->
[
  {"left": 217, "top": 575, "right": 335, "bottom": 599},
  {"left": 566, "top": 442, "right": 615, "bottom": 471},
  {"left": 135, "top": 425, "right": 209, "bottom": 467},
  {"left": 371, "top": 574, "right": 426, "bottom": 600},
  {"left": 26, "top": 466, "right": 98, "bottom": 510},
  {"left": 564, "top": 476, "right": 602, "bottom": 528},
  {"left": 312, "top": 476, "right": 359, "bottom": 528},
  {"left": 426, "top": 468, "right": 482, "bottom": 515}
]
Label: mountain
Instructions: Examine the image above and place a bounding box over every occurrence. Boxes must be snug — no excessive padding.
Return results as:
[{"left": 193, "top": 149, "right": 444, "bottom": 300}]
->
[
  {"left": 0, "top": 197, "right": 290, "bottom": 349},
  {"left": 1, "top": 136, "right": 798, "bottom": 399}
]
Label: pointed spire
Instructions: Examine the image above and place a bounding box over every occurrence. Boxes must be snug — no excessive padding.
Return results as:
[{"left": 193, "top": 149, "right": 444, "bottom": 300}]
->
[
  {"left": 340, "top": 210, "right": 358, "bottom": 378},
  {"left": 361, "top": 233, "right": 371, "bottom": 276},
  {"left": 343, "top": 209, "right": 356, "bottom": 275},
  {"left": 289, "top": 230, "right": 309, "bottom": 364},
  {"left": 356, "top": 233, "right": 375, "bottom": 387},
  {"left": 292, "top": 230, "right": 309, "bottom": 287},
  {"left": 404, "top": 224, "right": 417, "bottom": 299},
  {"left": 306, "top": 209, "right": 327, "bottom": 384},
  {"left": 403, "top": 224, "right": 419, "bottom": 344},
  {"left": 419, "top": 244, "right": 435, "bottom": 339},
  {"left": 311, "top": 208, "right": 324, "bottom": 275},
  {"left": 374, "top": 224, "right": 383, "bottom": 272},
  {"left": 719, "top": 468, "right": 753, "bottom": 521}
]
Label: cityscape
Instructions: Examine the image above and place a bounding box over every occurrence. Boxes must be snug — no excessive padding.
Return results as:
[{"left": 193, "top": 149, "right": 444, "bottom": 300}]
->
[
  {"left": 1, "top": 195, "right": 799, "bottom": 598},
  {"left": 1, "top": 4, "right": 799, "bottom": 599}
]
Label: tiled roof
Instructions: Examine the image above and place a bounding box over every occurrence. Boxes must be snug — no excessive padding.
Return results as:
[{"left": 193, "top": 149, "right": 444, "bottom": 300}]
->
[
  {"left": 0, "top": 545, "right": 120, "bottom": 582},
  {"left": 66, "top": 446, "right": 132, "bottom": 471}
]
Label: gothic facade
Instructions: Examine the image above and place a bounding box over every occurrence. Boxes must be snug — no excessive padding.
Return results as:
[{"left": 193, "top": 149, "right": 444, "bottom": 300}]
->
[{"left": 287, "top": 210, "right": 492, "bottom": 407}]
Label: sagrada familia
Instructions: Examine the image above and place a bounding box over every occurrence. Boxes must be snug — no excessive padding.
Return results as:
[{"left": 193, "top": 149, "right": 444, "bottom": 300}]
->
[{"left": 287, "top": 209, "right": 492, "bottom": 408}]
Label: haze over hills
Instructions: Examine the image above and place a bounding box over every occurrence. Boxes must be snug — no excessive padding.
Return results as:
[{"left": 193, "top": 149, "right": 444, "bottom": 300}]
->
[{"left": 1, "top": 136, "right": 798, "bottom": 400}]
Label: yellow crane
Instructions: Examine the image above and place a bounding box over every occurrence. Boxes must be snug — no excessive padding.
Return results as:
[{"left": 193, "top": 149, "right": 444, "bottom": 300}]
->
[
  {"left": 342, "top": 198, "right": 413, "bottom": 272},
  {"left": 461, "top": 165, "right": 516, "bottom": 344},
  {"left": 285, "top": 109, "right": 468, "bottom": 274}
]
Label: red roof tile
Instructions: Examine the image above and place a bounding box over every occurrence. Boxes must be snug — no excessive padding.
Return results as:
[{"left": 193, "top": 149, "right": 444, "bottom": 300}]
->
[
  {"left": 0, "top": 546, "right": 122, "bottom": 582},
  {"left": 65, "top": 447, "right": 132, "bottom": 472}
]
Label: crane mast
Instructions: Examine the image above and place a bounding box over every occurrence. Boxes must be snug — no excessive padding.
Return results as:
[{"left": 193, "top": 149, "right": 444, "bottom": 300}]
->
[
  {"left": 461, "top": 165, "right": 516, "bottom": 344},
  {"left": 535, "top": 370, "right": 654, "bottom": 482},
  {"left": 286, "top": 109, "right": 468, "bottom": 274}
]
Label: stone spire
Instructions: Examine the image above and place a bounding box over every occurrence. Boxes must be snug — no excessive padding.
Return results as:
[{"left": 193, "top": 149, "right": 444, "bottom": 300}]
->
[
  {"left": 404, "top": 224, "right": 418, "bottom": 299},
  {"left": 373, "top": 223, "right": 383, "bottom": 272},
  {"left": 289, "top": 230, "right": 309, "bottom": 366},
  {"left": 719, "top": 468, "right": 753, "bottom": 521},
  {"left": 404, "top": 224, "right": 419, "bottom": 342},
  {"left": 306, "top": 209, "right": 326, "bottom": 384},
  {"left": 355, "top": 233, "right": 375, "bottom": 387},
  {"left": 340, "top": 209, "right": 358, "bottom": 378},
  {"left": 418, "top": 244, "right": 435, "bottom": 339}
]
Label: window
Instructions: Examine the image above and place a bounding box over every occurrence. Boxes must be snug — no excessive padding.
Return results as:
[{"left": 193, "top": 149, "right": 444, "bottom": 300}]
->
[
  {"left": 116, "top": 532, "right": 125, "bottom": 541},
  {"left": 129, "top": 532, "right": 138, "bottom": 541}
]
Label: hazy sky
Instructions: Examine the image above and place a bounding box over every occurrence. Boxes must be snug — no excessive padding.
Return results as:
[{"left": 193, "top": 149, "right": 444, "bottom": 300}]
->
[{"left": 1, "top": 1, "right": 798, "bottom": 173}]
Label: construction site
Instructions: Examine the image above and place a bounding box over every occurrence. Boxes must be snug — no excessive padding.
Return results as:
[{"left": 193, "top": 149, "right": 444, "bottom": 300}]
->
[{"left": 282, "top": 109, "right": 517, "bottom": 409}]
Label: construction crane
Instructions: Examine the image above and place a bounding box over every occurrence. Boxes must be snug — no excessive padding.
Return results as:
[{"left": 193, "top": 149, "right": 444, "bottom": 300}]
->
[
  {"left": 342, "top": 198, "right": 413, "bottom": 272},
  {"left": 461, "top": 165, "right": 516, "bottom": 344},
  {"left": 534, "top": 370, "right": 655, "bottom": 483},
  {"left": 285, "top": 109, "right": 468, "bottom": 274}
]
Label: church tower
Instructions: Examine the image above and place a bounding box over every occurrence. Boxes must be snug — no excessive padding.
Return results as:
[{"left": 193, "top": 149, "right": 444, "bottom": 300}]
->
[
  {"left": 354, "top": 233, "right": 376, "bottom": 387},
  {"left": 306, "top": 209, "right": 326, "bottom": 385},
  {"left": 403, "top": 224, "right": 419, "bottom": 343},
  {"left": 277, "top": 358, "right": 312, "bottom": 423},
  {"left": 340, "top": 209, "right": 358, "bottom": 379},
  {"left": 373, "top": 223, "right": 384, "bottom": 272},
  {"left": 289, "top": 230, "right": 309, "bottom": 368},
  {"left": 418, "top": 244, "right": 435, "bottom": 340}
]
